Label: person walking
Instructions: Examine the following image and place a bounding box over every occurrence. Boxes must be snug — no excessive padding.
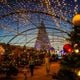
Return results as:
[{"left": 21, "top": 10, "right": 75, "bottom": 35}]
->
[
  {"left": 44, "top": 53, "right": 50, "bottom": 75},
  {"left": 28, "top": 56, "right": 35, "bottom": 76}
]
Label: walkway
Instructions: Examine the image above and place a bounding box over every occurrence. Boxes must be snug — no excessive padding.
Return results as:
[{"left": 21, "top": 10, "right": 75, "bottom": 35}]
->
[{"left": 16, "top": 61, "right": 60, "bottom": 80}]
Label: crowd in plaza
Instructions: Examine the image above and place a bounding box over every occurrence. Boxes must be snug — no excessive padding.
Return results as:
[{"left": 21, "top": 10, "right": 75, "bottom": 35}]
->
[
  {"left": 0, "top": 44, "right": 59, "bottom": 79},
  {"left": 0, "top": 42, "right": 80, "bottom": 80}
]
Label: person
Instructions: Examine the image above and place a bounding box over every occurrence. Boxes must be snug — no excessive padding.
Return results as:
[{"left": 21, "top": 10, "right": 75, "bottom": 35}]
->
[
  {"left": 44, "top": 53, "right": 50, "bottom": 75},
  {"left": 23, "top": 69, "right": 27, "bottom": 80},
  {"left": 28, "top": 56, "right": 35, "bottom": 76}
]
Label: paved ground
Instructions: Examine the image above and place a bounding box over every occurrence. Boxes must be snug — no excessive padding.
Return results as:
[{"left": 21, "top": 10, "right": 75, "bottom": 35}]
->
[
  {"left": 16, "top": 61, "right": 60, "bottom": 80},
  {"left": 0, "top": 61, "right": 60, "bottom": 80}
]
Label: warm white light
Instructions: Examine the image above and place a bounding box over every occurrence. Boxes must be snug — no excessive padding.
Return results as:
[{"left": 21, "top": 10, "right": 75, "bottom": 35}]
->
[
  {"left": 0, "top": 45, "right": 5, "bottom": 55},
  {"left": 74, "top": 49, "right": 79, "bottom": 53},
  {"left": 77, "top": 70, "right": 80, "bottom": 77},
  {"left": 74, "top": 44, "right": 78, "bottom": 47}
]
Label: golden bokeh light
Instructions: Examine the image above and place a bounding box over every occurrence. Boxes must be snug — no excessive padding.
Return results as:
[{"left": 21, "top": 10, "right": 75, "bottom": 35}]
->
[
  {"left": 72, "top": 14, "right": 80, "bottom": 26},
  {"left": 77, "top": 70, "right": 80, "bottom": 77},
  {"left": 0, "top": 45, "right": 5, "bottom": 55}
]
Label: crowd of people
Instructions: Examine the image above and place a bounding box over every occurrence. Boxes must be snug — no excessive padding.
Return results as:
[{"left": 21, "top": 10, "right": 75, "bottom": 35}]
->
[{"left": 0, "top": 44, "right": 59, "bottom": 78}]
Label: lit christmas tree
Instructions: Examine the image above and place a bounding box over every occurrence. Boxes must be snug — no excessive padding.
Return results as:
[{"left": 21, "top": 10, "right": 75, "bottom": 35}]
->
[
  {"left": 55, "top": 14, "right": 80, "bottom": 80},
  {"left": 70, "top": 14, "right": 80, "bottom": 51}
]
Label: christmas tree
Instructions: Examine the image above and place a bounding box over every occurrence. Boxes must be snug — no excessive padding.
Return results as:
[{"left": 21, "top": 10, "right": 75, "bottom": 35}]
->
[
  {"left": 54, "top": 14, "right": 80, "bottom": 80},
  {"left": 70, "top": 14, "right": 80, "bottom": 51}
]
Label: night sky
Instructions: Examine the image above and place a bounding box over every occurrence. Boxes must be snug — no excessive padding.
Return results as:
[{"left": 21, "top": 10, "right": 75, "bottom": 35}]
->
[{"left": 0, "top": 0, "right": 80, "bottom": 50}]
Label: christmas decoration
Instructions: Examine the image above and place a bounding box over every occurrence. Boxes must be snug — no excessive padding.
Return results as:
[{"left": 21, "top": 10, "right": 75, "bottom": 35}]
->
[
  {"left": 72, "top": 14, "right": 80, "bottom": 26},
  {"left": 55, "top": 14, "right": 80, "bottom": 80},
  {"left": 63, "top": 44, "right": 73, "bottom": 53},
  {"left": 55, "top": 53, "right": 80, "bottom": 80},
  {"left": 69, "top": 14, "right": 80, "bottom": 52}
]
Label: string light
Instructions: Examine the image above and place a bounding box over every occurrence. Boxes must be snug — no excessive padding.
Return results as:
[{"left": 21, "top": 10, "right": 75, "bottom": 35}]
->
[{"left": 0, "top": 0, "right": 79, "bottom": 46}]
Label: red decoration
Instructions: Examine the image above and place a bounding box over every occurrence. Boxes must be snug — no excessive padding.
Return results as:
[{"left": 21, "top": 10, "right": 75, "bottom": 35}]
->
[{"left": 63, "top": 44, "right": 73, "bottom": 53}]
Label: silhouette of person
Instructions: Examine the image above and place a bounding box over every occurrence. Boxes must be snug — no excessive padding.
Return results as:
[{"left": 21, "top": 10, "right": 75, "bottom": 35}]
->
[
  {"left": 29, "top": 57, "right": 35, "bottom": 76},
  {"left": 44, "top": 53, "right": 50, "bottom": 75}
]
